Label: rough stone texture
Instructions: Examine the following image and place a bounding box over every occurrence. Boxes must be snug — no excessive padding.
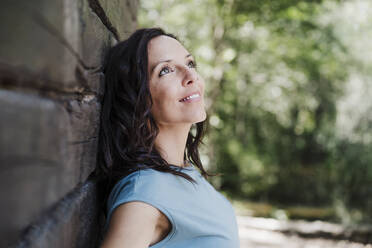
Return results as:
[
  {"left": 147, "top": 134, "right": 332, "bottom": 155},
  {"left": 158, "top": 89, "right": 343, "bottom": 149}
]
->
[
  {"left": 14, "top": 180, "right": 102, "bottom": 248},
  {"left": 0, "top": 90, "right": 100, "bottom": 247},
  {"left": 0, "top": 0, "right": 114, "bottom": 93},
  {"left": 98, "top": 0, "right": 139, "bottom": 40},
  {"left": 64, "top": 93, "right": 101, "bottom": 183},
  {"left": 0, "top": 0, "right": 80, "bottom": 91},
  {"left": 79, "top": 0, "right": 116, "bottom": 70},
  {"left": 0, "top": 0, "right": 138, "bottom": 247},
  {"left": 0, "top": 90, "right": 71, "bottom": 248}
]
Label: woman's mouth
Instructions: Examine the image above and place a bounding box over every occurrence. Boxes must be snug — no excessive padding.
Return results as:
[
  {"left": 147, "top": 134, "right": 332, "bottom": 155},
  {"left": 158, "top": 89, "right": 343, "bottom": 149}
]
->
[{"left": 179, "top": 93, "right": 201, "bottom": 103}]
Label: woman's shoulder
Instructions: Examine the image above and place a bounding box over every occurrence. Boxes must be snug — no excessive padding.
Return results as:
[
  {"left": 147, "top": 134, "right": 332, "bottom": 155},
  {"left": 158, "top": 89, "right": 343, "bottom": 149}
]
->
[
  {"left": 104, "top": 168, "right": 177, "bottom": 232},
  {"left": 108, "top": 168, "right": 175, "bottom": 201},
  {"left": 115, "top": 164, "right": 196, "bottom": 186},
  {"left": 108, "top": 169, "right": 158, "bottom": 197},
  {"left": 112, "top": 167, "right": 174, "bottom": 187},
  {"left": 108, "top": 166, "right": 197, "bottom": 206}
]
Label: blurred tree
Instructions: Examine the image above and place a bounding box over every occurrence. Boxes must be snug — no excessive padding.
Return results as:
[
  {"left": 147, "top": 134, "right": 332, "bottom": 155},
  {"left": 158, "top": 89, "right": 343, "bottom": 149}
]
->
[{"left": 139, "top": 0, "right": 372, "bottom": 224}]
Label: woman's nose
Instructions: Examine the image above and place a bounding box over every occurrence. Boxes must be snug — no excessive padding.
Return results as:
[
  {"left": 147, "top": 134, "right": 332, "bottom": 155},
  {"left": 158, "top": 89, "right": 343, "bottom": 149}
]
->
[{"left": 181, "top": 66, "right": 197, "bottom": 86}]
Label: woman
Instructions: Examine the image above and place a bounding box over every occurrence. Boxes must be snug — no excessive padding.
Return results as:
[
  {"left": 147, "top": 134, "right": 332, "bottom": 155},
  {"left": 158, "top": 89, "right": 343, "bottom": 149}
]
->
[{"left": 96, "top": 28, "right": 240, "bottom": 248}]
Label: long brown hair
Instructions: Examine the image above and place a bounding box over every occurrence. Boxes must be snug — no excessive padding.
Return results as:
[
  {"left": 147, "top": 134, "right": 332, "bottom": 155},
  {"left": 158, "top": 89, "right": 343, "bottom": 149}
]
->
[{"left": 95, "top": 28, "right": 218, "bottom": 213}]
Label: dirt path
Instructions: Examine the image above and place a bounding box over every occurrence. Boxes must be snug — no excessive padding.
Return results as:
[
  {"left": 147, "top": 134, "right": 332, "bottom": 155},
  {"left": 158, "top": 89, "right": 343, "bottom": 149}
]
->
[{"left": 237, "top": 216, "right": 372, "bottom": 248}]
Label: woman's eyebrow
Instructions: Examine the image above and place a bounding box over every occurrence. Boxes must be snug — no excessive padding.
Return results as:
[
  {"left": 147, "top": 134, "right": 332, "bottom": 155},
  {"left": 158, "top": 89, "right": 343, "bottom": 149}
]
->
[
  {"left": 150, "top": 59, "right": 171, "bottom": 73},
  {"left": 150, "top": 54, "right": 193, "bottom": 73}
]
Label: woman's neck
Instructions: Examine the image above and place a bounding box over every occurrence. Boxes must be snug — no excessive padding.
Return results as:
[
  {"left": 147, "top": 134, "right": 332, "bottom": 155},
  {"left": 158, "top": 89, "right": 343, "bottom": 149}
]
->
[{"left": 155, "top": 123, "right": 191, "bottom": 167}]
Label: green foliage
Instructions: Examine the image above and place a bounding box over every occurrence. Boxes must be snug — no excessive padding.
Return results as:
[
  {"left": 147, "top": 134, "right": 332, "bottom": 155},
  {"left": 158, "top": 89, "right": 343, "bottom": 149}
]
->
[{"left": 139, "top": 0, "right": 372, "bottom": 224}]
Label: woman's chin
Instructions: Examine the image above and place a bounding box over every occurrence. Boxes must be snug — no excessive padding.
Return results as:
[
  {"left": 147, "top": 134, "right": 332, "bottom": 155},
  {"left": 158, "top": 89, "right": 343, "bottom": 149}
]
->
[{"left": 192, "top": 111, "right": 207, "bottom": 123}]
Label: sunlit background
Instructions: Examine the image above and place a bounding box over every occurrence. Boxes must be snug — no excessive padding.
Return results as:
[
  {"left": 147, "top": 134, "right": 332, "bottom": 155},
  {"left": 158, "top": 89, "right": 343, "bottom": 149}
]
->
[{"left": 139, "top": 0, "right": 372, "bottom": 233}]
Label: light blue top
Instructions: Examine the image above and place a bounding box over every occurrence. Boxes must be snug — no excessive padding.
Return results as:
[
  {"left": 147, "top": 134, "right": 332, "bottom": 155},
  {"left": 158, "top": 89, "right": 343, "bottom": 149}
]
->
[{"left": 105, "top": 163, "right": 240, "bottom": 248}]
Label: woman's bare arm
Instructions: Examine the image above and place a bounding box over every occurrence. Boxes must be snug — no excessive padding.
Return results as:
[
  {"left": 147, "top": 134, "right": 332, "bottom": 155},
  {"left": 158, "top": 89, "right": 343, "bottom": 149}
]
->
[{"left": 100, "top": 201, "right": 164, "bottom": 248}]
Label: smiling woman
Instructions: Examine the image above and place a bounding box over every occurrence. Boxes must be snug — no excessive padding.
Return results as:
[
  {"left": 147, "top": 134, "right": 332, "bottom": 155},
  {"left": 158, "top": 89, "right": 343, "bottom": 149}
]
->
[
  {"left": 147, "top": 35, "right": 206, "bottom": 142},
  {"left": 96, "top": 28, "right": 240, "bottom": 248}
]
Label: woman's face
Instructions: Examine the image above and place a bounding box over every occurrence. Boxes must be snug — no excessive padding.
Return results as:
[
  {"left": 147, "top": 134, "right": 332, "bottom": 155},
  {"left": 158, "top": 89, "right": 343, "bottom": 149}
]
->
[{"left": 147, "top": 35, "right": 206, "bottom": 127}]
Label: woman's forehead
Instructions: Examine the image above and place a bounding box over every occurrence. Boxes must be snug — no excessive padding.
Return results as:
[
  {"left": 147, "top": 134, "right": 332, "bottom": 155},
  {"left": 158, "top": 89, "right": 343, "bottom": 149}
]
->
[{"left": 148, "top": 35, "right": 189, "bottom": 61}]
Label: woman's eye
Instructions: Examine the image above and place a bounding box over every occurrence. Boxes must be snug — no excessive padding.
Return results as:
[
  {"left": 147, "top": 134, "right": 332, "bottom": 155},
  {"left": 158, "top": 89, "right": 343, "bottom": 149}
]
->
[
  {"left": 188, "top": 60, "right": 197, "bottom": 68},
  {"left": 159, "top": 66, "right": 172, "bottom": 77}
]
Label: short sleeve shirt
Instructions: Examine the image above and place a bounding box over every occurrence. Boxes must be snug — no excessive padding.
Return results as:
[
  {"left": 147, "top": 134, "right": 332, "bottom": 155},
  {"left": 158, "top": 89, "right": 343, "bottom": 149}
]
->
[{"left": 105, "top": 164, "right": 240, "bottom": 248}]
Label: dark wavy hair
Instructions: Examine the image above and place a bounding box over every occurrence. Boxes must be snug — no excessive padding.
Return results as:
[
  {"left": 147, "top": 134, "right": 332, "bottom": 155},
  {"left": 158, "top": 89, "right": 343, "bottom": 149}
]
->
[{"left": 95, "top": 27, "right": 218, "bottom": 213}]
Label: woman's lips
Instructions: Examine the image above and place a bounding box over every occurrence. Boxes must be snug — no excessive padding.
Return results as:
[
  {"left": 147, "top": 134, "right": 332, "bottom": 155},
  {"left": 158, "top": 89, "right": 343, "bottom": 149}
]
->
[
  {"left": 179, "top": 93, "right": 201, "bottom": 103},
  {"left": 180, "top": 95, "right": 201, "bottom": 103}
]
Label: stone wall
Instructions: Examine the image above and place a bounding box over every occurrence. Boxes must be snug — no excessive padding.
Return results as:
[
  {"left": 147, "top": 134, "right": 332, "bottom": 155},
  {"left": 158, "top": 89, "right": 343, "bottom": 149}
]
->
[{"left": 0, "top": 0, "right": 138, "bottom": 247}]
